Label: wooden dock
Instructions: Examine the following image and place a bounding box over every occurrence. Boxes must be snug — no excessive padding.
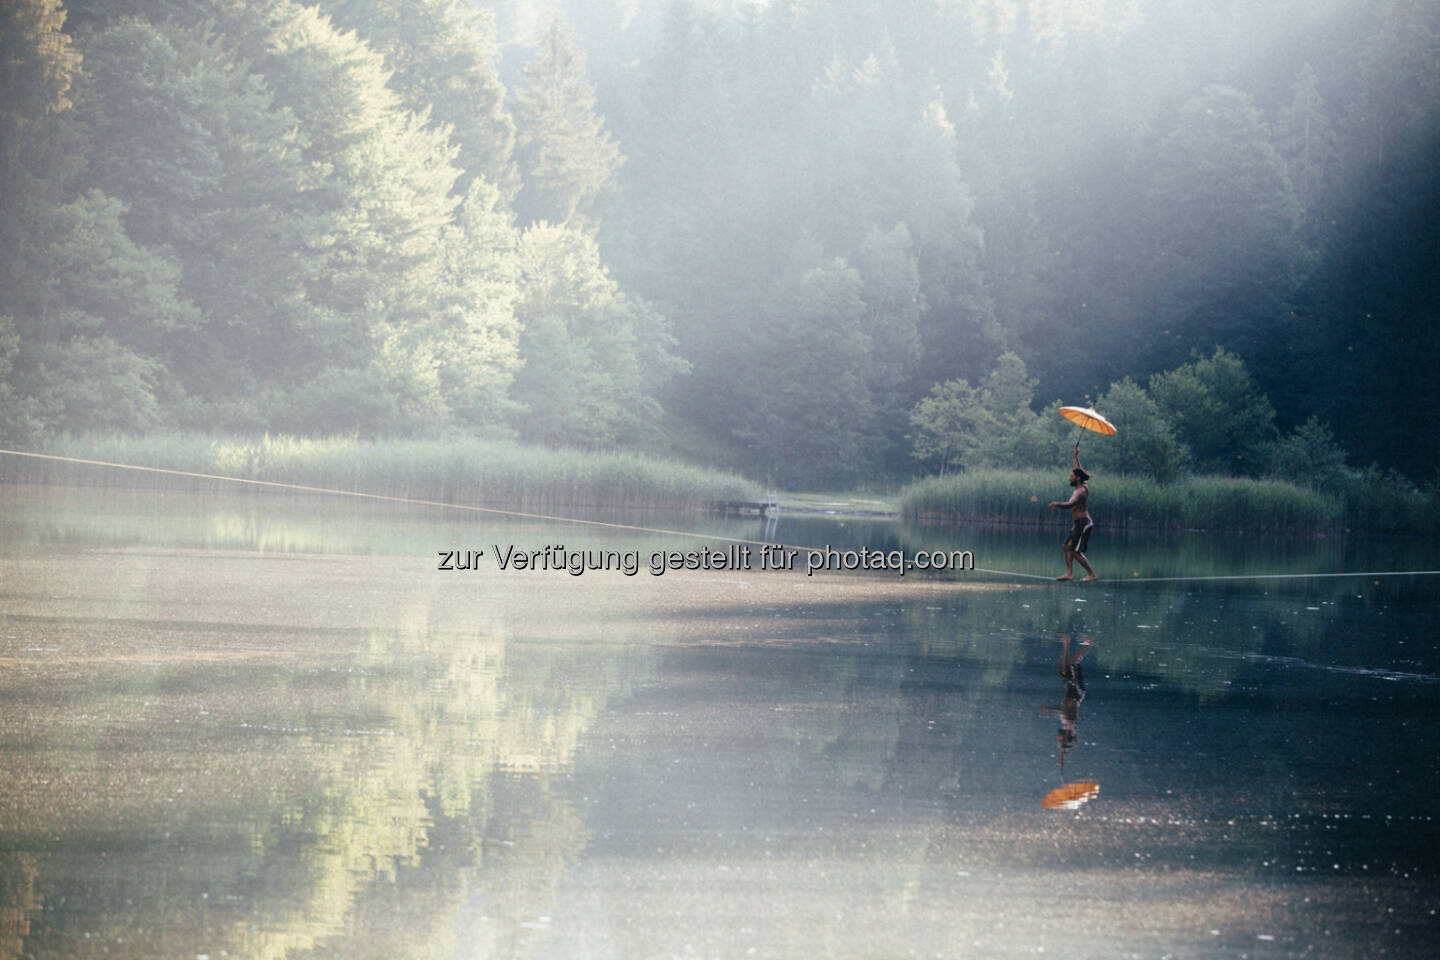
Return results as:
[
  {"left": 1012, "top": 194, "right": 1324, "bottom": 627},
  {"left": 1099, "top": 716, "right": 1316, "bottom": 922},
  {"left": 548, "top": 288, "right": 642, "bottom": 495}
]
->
[{"left": 712, "top": 494, "right": 779, "bottom": 517}]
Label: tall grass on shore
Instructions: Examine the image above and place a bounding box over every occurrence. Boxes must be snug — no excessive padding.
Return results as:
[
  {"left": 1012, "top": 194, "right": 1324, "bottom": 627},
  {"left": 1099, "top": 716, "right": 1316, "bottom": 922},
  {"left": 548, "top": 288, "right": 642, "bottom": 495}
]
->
[
  {"left": 899, "top": 469, "right": 1354, "bottom": 534},
  {"left": 9, "top": 434, "right": 762, "bottom": 513}
]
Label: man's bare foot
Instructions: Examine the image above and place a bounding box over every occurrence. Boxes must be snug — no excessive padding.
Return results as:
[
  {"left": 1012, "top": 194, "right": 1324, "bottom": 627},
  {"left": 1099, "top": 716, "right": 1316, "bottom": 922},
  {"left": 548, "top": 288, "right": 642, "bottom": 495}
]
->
[
  {"left": 1080, "top": 574, "right": 1098, "bottom": 582},
  {"left": 1055, "top": 574, "right": 1074, "bottom": 581}
]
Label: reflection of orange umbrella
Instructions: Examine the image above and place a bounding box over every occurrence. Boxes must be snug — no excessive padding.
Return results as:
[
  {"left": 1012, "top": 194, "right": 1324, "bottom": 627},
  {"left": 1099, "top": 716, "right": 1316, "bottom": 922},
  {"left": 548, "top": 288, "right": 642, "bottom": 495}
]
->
[
  {"left": 1058, "top": 406, "right": 1117, "bottom": 436},
  {"left": 1042, "top": 779, "right": 1100, "bottom": 810}
]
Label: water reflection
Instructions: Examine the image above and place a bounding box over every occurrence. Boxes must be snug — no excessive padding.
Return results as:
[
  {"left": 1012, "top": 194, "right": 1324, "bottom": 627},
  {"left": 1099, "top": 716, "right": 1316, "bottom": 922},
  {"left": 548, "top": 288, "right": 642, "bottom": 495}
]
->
[
  {"left": 5, "top": 484, "right": 1440, "bottom": 958},
  {"left": 1041, "top": 632, "right": 1094, "bottom": 773},
  {"left": 0, "top": 854, "right": 37, "bottom": 960},
  {"left": 0, "top": 531, "right": 654, "bottom": 960},
  {"left": 1037, "top": 630, "right": 1101, "bottom": 811},
  {"left": 1041, "top": 779, "right": 1100, "bottom": 810}
]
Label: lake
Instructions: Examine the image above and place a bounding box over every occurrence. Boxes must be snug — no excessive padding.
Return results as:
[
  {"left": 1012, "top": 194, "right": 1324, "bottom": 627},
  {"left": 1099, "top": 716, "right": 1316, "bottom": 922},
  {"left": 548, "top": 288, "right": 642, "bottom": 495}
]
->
[{"left": 1, "top": 483, "right": 1437, "bottom": 959}]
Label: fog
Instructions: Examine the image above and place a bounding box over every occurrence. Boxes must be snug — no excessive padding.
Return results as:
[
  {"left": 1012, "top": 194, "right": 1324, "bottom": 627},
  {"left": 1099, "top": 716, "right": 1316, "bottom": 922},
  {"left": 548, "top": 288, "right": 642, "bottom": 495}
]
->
[{"left": 2, "top": 0, "right": 1436, "bottom": 486}]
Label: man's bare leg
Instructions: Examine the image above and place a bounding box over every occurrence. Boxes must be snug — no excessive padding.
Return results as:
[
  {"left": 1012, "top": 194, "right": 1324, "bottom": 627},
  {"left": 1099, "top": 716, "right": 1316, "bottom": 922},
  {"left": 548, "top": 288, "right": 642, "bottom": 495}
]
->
[
  {"left": 1075, "top": 551, "right": 1098, "bottom": 582},
  {"left": 1057, "top": 546, "right": 1075, "bottom": 581}
]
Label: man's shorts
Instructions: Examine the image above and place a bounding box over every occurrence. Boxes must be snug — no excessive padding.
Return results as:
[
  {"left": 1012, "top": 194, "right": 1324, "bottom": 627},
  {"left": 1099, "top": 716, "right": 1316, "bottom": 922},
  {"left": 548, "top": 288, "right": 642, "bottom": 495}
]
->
[{"left": 1065, "top": 517, "right": 1094, "bottom": 553}]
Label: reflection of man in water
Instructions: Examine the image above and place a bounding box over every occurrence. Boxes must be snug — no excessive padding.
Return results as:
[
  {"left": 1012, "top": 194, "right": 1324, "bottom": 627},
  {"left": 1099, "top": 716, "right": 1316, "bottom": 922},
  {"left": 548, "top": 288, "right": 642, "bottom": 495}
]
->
[
  {"left": 1048, "top": 444, "right": 1097, "bottom": 582},
  {"left": 1040, "top": 633, "right": 1093, "bottom": 771}
]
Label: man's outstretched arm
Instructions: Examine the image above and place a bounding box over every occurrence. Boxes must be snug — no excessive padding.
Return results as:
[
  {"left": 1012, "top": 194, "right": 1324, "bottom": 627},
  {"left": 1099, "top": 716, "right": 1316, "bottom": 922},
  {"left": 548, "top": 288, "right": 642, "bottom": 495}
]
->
[{"left": 1049, "top": 487, "right": 1082, "bottom": 510}]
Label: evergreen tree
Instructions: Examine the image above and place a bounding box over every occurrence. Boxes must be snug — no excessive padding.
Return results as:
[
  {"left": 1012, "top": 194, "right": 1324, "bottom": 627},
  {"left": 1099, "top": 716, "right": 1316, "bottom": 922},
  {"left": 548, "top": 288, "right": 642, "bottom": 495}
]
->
[
  {"left": 897, "top": 95, "right": 996, "bottom": 389},
  {"left": 856, "top": 223, "right": 925, "bottom": 473},
  {"left": 1276, "top": 63, "right": 1337, "bottom": 221},
  {"left": 511, "top": 18, "right": 624, "bottom": 227}
]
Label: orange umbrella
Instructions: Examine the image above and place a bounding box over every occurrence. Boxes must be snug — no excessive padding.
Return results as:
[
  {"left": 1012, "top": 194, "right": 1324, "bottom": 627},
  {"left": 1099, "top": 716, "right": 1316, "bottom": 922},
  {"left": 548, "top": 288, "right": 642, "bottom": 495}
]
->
[
  {"left": 1058, "top": 406, "right": 1116, "bottom": 436},
  {"left": 1041, "top": 779, "right": 1100, "bottom": 810}
]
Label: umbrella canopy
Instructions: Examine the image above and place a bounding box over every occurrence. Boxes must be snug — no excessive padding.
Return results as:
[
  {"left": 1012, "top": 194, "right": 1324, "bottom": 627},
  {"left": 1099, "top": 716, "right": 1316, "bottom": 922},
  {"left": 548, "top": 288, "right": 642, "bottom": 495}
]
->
[
  {"left": 1041, "top": 779, "right": 1100, "bottom": 810},
  {"left": 1058, "top": 405, "right": 1117, "bottom": 436}
]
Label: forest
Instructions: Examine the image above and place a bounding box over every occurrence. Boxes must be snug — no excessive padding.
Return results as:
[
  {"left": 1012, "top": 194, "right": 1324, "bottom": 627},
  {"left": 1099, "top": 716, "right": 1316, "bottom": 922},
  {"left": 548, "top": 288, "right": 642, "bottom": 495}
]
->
[{"left": 2, "top": 0, "right": 1437, "bottom": 493}]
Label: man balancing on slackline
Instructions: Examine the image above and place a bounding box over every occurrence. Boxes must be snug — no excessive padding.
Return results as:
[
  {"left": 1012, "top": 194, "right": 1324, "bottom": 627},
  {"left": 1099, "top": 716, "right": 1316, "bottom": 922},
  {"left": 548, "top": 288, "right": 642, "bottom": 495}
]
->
[{"left": 1048, "top": 444, "right": 1098, "bottom": 582}]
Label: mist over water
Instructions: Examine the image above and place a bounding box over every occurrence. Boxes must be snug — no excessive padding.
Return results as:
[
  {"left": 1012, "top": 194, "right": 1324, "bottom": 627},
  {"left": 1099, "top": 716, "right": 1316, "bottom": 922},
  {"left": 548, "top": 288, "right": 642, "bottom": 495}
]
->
[{"left": 2, "top": 484, "right": 1437, "bottom": 958}]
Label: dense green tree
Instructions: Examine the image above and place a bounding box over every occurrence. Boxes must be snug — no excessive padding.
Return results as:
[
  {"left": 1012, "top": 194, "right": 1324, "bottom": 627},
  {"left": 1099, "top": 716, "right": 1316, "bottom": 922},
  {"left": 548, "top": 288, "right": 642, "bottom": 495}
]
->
[
  {"left": 508, "top": 223, "right": 684, "bottom": 447},
  {"left": 218, "top": 2, "right": 470, "bottom": 430},
  {"left": 58, "top": 2, "right": 538, "bottom": 436},
  {"left": 67, "top": 5, "right": 462, "bottom": 431},
  {"left": 70, "top": 17, "right": 308, "bottom": 411},
  {"left": 0, "top": 0, "right": 85, "bottom": 321},
  {"left": 971, "top": 352, "right": 1057, "bottom": 469},
  {"left": 736, "top": 255, "right": 873, "bottom": 487},
  {"left": 1149, "top": 348, "right": 1277, "bottom": 476},
  {"left": 908, "top": 378, "right": 994, "bottom": 476},
  {"left": 416, "top": 179, "right": 524, "bottom": 428},
  {"left": 3, "top": 190, "right": 199, "bottom": 437},
  {"left": 36, "top": 189, "right": 202, "bottom": 348},
  {"left": 0, "top": 2, "right": 205, "bottom": 440},
  {"left": 1083, "top": 377, "right": 1187, "bottom": 482},
  {"left": 1265, "top": 416, "right": 1349, "bottom": 488},
  {"left": 71, "top": 18, "right": 223, "bottom": 250},
  {"left": 323, "top": 0, "right": 518, "bottom": 203},
  {"left": 910, "top": 354, "right": 1069, "bottom": 474},
  {"left": 263, "top": 3, "right": 460, "bottom": 293},
  {"left": 0, "top": 0, "right": 80, "bottom": 366}
]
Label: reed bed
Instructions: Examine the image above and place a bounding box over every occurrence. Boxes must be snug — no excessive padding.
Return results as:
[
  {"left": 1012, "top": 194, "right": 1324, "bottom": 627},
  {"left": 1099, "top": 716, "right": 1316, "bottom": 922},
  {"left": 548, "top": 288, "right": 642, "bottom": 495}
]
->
[
  {"left": 899, "top": 469, "right": 1349, "bottom": 534},
  {"left": 11, "top": 433, "right": 762, "bottom": 513}
]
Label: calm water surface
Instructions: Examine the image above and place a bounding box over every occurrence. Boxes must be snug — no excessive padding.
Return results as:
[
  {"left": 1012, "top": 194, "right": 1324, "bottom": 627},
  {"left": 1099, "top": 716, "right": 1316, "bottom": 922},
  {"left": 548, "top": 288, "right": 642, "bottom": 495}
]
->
[{"left": 1, "top": 484, "right": 1437, "bottom": 959}]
